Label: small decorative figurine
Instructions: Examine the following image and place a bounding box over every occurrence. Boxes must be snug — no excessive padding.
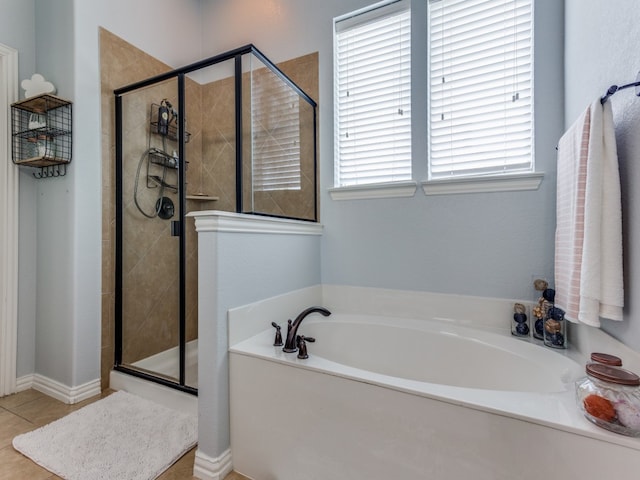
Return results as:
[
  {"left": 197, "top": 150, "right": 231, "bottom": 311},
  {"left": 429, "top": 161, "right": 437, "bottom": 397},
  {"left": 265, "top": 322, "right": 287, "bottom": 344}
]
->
[
  {"left": 512, "top": 302, "right": 530, "bottom": 337},
  {"left": 544, "top": 305, "right": 566, "bottom": 348},
  {"left": 21, "top": 73, "right": 56, "bottom": 99},
  {"left": 532, "top": 279, "right": 549, "bottom": 340}
]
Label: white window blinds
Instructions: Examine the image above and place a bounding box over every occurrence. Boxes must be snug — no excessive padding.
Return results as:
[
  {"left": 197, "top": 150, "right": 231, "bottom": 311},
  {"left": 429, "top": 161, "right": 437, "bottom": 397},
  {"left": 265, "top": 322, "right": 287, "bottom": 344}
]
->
[
  {"left": 428, "top": 0, "right": 533, "bottom": 180},
  {"left": 334, "top": 0, "right": 411, "bottom": 187},
  {"left": 252, "top": 67, "right": 301, "bottom": 192}
]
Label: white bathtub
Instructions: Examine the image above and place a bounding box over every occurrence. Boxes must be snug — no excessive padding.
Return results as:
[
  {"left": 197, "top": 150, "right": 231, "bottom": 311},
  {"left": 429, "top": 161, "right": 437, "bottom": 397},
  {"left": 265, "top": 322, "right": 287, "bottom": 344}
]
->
[
  {"left": 230, "top": 312, "right": 640, "bottom": 480},
  {"left": 300, "top": 315, "right": 579, "bottom": 393}
]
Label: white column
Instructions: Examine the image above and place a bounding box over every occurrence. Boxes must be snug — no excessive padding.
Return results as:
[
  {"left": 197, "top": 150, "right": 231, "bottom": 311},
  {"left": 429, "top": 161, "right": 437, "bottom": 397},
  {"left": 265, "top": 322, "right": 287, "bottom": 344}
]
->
[{"left": 0, "top": 43, "right": 19, "bottom": 397}]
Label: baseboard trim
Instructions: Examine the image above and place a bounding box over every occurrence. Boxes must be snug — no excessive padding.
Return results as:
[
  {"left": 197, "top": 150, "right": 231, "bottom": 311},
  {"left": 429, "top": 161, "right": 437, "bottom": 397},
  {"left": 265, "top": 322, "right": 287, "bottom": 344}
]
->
[
  {"left": 193, "top": 449, "right": 233, "bottom": 480},
  {"left": 16, "top": 374, "right": 101, "bottom": 404},
  {"left": 16, "top": 374, "right": 34, "bottom": 392}
]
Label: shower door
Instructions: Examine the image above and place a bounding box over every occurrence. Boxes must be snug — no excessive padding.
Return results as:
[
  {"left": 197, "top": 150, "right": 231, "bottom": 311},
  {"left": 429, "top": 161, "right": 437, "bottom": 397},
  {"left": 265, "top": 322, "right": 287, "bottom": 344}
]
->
[
  {"left": 115, "top": 75, "right": 196, "bottom": 393},
  {"left": 113, "top": 44, "right": 317, "bottom": 395}
]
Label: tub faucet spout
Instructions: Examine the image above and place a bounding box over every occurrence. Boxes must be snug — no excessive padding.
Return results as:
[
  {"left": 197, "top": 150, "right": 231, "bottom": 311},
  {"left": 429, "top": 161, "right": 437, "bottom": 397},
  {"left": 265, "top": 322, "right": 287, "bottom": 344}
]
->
[{"left": 283, "top": 306, "right": 331, "bottom": 353}]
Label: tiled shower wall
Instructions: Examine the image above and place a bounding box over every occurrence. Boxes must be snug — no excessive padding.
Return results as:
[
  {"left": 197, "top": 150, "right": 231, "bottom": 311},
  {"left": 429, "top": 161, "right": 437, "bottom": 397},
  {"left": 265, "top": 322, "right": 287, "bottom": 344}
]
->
[{"left": 100, "top": 28, "right": 319, "bottom": 389}]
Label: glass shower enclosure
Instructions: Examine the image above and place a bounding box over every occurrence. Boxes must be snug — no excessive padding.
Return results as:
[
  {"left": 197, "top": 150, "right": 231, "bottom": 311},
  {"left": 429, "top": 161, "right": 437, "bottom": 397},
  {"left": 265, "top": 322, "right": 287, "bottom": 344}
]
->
[{"left": 113, "top": 45, "right": 318, "bottom": 394}]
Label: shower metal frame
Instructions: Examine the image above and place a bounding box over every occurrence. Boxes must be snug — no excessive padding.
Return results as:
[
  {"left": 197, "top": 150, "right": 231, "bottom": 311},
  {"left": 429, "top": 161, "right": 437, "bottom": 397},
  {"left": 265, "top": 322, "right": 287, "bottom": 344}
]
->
[{"left": 113, "top": 44, "right": 318, "bottom": 395}]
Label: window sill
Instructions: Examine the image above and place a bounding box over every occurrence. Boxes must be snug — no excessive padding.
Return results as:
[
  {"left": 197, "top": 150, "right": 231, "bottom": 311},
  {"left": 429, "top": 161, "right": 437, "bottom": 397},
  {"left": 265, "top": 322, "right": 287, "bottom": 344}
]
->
[
  {"left": 329, "top": 181, "right": 418, "bottom": 201},
  {"left": 421, "top": 172, "right": 544, "bottom": 196}
]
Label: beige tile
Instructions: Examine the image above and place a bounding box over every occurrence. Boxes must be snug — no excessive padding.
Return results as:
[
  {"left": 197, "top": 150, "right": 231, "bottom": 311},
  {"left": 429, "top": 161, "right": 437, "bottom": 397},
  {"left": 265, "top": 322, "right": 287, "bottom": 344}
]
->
[
  {"left": 8, "top": 393, "right": 98, "bottom": 427},
  {"left": 157, "top": 448, "right": 197, "bottom": 480},
  {"left": 0, "top": 410, "right": 34, "bottom": 449},
  {"left": 0, "top": 446, "right": 53, "bottom": 480},
  {"left": 0, "top": 390, "right": 45, "bottom": 411}
]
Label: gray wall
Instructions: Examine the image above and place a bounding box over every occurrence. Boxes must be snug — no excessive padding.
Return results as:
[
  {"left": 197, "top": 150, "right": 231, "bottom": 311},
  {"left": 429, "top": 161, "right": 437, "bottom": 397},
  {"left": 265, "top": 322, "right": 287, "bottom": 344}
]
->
[
  {"left": 0, "top": 0, "right": 35, "bottom": 83},
  {"left": 33, "top": 0, "right": 76, "bottom": 387},
  {"left": 201, "top": 0, "right": 565, "bottom": 300},
  {"left": 565, "top": 0, "right": 640, "bottom": 352}
]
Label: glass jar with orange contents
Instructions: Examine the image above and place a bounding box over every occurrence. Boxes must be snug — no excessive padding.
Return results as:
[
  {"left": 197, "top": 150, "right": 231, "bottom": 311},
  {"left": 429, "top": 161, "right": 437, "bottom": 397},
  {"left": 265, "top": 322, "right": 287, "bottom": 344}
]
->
[{"left": 575, "top": 361, "right": 640, "bottom": 436}]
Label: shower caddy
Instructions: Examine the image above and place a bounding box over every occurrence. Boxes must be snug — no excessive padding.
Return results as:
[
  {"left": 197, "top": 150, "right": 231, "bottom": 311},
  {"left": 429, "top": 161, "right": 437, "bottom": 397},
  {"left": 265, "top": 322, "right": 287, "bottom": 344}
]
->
[{"left": 146, "top": 101, "right": 192, "bottom": 196}]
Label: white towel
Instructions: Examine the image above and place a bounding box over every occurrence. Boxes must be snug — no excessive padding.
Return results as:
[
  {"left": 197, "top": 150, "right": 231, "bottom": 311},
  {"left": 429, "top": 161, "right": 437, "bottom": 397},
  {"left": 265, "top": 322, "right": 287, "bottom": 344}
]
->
[{"left": 555, "top": 99, "right": 624, "bottom": 327}]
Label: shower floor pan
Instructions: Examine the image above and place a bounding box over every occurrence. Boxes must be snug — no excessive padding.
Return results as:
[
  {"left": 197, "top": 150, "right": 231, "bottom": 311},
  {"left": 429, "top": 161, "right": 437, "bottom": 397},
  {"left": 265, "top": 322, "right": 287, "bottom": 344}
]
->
[
  {"left": 110, "top": 368, "right": 197, "bottom": 416},
  {"left": 130, "top": 339, "right": 198, "bottom": 388}
]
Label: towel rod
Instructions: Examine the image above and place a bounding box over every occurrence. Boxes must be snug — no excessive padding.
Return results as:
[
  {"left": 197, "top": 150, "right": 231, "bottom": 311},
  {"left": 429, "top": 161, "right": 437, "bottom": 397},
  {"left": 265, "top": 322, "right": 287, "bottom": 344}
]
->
[{"left": 600, "top": 71, "right": 640, "bottom": 104}]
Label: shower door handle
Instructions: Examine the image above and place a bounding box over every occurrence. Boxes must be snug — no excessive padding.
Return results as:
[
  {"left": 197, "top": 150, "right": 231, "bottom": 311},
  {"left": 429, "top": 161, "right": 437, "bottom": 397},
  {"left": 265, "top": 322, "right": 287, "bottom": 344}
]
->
[{"left": 171, "top": 220, "right": 181, "bottom": 237}]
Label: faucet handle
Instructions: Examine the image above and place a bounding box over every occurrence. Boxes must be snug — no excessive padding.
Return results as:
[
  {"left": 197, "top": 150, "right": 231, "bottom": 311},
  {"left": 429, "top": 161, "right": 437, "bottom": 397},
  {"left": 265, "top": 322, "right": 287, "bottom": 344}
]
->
[
  {"left": 296, "top": 335, "right": 315, "bottom": 359},
  {"left": 271, "top": 322, "right": 283, "bottom": 346},
  {"left": 296, "top": 334, "right": 315, "bottom": 347}
]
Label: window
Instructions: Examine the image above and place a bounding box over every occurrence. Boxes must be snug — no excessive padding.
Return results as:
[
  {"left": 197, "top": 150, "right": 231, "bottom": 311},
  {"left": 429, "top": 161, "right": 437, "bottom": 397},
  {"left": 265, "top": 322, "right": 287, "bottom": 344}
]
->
[
  {"left": 334, "top": 0, "right": 411, "bottom": 188},
  {"left": 428, "top": 0, "right": 533, "bottom": 180}
]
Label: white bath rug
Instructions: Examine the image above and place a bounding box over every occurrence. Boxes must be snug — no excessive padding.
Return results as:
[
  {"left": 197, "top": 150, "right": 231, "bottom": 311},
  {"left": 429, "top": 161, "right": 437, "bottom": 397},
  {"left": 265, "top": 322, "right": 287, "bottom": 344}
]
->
[{"left": 12, "top": 390, "right": 197, "bottom": 480}]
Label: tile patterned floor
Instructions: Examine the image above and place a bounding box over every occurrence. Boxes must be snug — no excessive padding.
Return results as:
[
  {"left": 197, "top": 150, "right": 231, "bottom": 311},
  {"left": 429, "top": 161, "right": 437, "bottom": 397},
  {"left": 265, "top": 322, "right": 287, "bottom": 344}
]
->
[{"left": 0, "top": 389, "right": 249, "bottom": 480}]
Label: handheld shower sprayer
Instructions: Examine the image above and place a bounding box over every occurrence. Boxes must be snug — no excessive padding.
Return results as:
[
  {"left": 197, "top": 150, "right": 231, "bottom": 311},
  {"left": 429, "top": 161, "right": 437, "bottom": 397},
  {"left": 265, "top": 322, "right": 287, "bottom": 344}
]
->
[
  {"left": 157, "top": 99, "right": 170, "bottom": 136},
  {"left": 157, "top": 99, "right": 178, "bottom": 136}
]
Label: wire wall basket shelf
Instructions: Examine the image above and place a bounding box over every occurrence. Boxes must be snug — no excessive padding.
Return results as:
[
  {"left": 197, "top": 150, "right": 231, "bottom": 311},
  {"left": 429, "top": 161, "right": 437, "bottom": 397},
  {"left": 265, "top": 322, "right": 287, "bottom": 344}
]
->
[{"left": 11, "top": 94, "right": 72, "bottom": 178}]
